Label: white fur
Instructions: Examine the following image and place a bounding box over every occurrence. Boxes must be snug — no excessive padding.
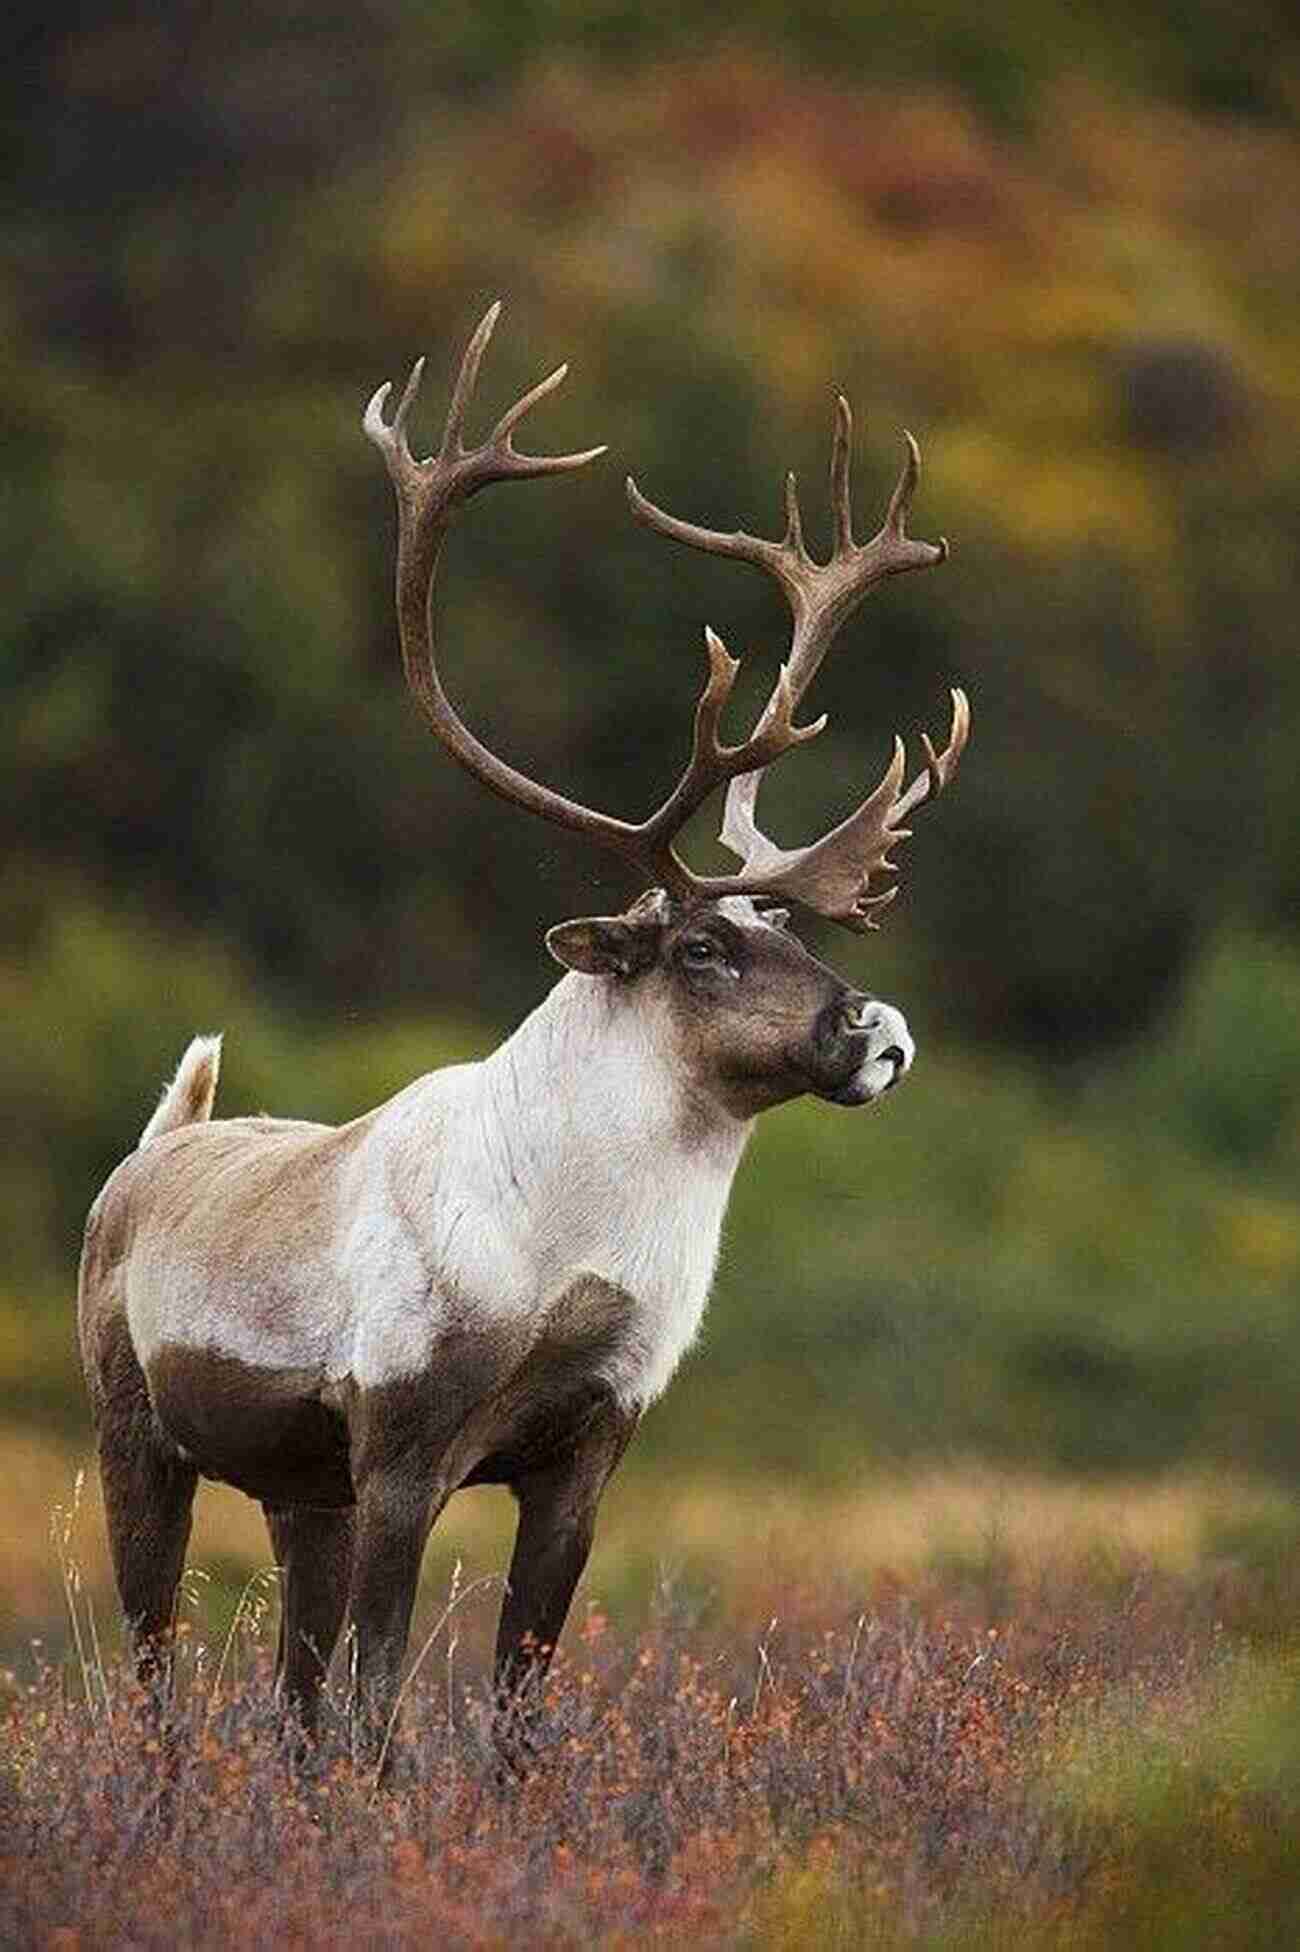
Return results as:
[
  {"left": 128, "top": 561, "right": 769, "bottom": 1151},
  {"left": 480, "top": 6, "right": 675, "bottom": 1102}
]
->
[
  {"left": 139, "top": 1033, "right": 223, "bottom": 1146},
  {"left": 336, "top": 977, "right": 749, "bottom": 1403}
]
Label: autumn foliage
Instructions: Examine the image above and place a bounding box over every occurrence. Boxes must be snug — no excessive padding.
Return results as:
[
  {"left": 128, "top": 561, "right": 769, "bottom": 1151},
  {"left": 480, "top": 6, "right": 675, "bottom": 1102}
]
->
[{"left": 6, "top": 1542, "right": 1300, "bottom": 1948}]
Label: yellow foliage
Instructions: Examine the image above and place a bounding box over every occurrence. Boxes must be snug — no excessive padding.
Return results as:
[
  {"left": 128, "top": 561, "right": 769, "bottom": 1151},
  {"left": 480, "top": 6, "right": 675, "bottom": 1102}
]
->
[
  {"left": 939, "top": 427, "right": 1172, "bottom": 558},
  {"left": 373, "top": 166, "right": 465, "bottom": 311},
  {"left": 1214, "top": 1192, "right": 1300, "bottom": 1284},
  {"left": 742, "top": 1840, "right": 860, "bottom": 1950}
]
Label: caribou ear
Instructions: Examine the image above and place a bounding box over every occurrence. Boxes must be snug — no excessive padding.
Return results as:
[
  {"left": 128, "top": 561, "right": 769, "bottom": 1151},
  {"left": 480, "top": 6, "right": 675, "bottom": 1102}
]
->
[
  {"left": 546, "top": 887, "right": 673, "bottom": 978},
  {"left": 546, "top": 910, "right": 663, "bottom": 978}
]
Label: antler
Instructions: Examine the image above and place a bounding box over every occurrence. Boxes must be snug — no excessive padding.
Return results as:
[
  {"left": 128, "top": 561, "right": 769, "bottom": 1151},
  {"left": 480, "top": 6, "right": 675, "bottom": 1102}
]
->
[
  {"left": 365, "top": 304, "right": 967, "bottom": 927},
  {"left": 627, "top": 396, "right": 968, "bottom": 929},
  {"left": 366, "top": 303, "right": 849, "bottom": 898}
]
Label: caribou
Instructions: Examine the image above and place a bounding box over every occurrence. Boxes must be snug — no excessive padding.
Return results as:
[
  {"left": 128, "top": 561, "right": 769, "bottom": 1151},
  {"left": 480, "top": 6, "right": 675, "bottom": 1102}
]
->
[{"left": 78, "top": 304, "right": 968, "bottom": 1764}]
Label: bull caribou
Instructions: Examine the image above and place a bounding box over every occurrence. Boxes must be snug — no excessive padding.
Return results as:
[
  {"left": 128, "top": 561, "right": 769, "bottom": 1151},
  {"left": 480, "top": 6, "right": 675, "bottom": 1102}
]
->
[{"left": 78, "top": 305, "right": 967, "bottom": 1763}]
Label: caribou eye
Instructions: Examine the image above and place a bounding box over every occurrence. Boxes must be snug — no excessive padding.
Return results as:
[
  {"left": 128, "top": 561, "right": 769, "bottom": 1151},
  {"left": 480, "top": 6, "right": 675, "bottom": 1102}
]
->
[{"left": 682, "top": 937, "right": 718, "bottom": 964}]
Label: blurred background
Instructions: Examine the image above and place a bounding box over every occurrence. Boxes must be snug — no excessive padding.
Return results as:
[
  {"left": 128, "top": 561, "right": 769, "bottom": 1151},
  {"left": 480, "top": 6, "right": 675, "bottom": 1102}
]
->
[{"left": 3, "top": 1, "right": 1299, "bottom": 1648}]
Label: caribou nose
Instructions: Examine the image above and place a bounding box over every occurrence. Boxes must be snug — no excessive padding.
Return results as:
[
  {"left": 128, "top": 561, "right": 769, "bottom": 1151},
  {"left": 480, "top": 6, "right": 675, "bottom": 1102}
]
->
[
  {"left": 841, "top": 995, "right": 915, "bottom": 1071},
  {"left": 838, "top": 994, "right": 885, "bottom": 1037}
]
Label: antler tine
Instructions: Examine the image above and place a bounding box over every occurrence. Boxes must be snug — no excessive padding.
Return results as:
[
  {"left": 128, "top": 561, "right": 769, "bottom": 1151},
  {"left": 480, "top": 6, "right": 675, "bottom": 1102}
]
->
[
  {"left": 363, "top": 357, "right": 426, "bottom": 483},
  {"left": 488, "top": 359, "right": 608, "bottom": 476},
  {"left": 830, "top": 393, "right": 855, "bottom": 556},
  {"left": 439, "top": 299, "right": 501, "bottom": 459},
  {"left": 625, "top": 474, "right": 788, "bottom": 580},
  {"left": 892, "top": 686, "right": 970, "bottom": 822},
  {"left": 783, "top": 472, "right": 809, "bottom": 560},
  {"left": 692, "top": 627, "right": 742, "bottom": 760},
  {"left": 878, "top": 430, "right": 951, "bottom": 587},
  {"left": 491, "top": 365, "right": 554, "bottom": 441}
]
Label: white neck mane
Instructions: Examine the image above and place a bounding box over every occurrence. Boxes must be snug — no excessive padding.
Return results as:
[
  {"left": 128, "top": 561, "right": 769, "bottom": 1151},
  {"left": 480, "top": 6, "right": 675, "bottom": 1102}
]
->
[{"left": 463, "top": 971, "right": 753, "bottom": 1401}]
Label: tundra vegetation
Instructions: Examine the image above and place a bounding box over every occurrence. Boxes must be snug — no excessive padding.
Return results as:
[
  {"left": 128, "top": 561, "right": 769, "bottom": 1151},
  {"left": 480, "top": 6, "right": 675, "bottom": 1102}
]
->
[
  {"left": 4, "top": 2, "right": 1300, "bottom": 1944},
  {"left": 6, "top": 1501, "right": 1300, "bottom": 1947}
]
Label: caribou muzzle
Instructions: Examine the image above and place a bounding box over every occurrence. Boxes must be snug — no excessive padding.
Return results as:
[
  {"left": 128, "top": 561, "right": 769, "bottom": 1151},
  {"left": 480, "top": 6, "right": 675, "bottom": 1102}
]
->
[{"left": 813, "top": 990, "right": 915, "bottom": 1106}]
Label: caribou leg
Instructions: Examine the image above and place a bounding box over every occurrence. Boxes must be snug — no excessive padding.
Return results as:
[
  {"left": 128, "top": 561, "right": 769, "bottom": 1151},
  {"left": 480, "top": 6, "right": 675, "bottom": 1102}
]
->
[
  {"left": 98, "top": 1398, "right": 199, "bottom": 1700},
  {"left": 493, "top": 1393, "right": 637, "bottom": 1766},
  {"left": 344, "top": 1463, "right": 452, "bottom": 1773},
  {"left": 86, "top": 1313, "right": 197, "bottom": 1702},
  {"left": 264, "top": 1504, "right": 355, "bottom": 1737}
]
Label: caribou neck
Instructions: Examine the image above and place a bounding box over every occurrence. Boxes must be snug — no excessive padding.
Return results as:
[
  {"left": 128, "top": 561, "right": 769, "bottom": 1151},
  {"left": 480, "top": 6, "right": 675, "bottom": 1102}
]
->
[{"left": 476, "top": 970, "right": 753, "bottom": 1214}]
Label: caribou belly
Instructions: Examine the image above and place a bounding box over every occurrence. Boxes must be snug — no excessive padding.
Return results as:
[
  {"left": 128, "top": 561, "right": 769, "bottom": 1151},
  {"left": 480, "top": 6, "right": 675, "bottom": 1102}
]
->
[{"left": 145, "top": 1342, "right": 353, "bottom": 1507}]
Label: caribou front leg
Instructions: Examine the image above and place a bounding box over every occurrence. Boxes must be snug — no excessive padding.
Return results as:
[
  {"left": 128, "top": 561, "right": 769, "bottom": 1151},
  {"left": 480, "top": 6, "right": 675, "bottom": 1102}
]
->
[
  {"left": 345, "top": 1456, "right": 450, "bottom": 1774},
  {"left": 494, "top": 1393, "right": 638, "bottom": 1768}
]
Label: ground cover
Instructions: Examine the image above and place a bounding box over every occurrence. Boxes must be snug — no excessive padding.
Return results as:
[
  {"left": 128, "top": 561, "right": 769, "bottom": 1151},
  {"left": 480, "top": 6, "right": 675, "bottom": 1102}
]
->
[{"left": 5, "top": 1487, "right": 1299, "bottom": 1949}]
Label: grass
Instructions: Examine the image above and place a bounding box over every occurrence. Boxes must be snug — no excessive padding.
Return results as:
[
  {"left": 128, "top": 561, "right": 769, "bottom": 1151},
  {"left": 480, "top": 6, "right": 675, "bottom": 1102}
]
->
[{"left": 5, "top": 1500, "right": 1300, "bottom": 1949}]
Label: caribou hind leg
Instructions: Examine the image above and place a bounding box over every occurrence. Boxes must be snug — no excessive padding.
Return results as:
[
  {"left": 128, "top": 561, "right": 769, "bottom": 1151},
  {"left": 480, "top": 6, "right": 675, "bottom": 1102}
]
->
[
  {"left": 264, "top": 1504, "right": 356, "bottom": 1736},
  {"left": 93, "top": 1321, "right": 199, "bottom": 1700}
]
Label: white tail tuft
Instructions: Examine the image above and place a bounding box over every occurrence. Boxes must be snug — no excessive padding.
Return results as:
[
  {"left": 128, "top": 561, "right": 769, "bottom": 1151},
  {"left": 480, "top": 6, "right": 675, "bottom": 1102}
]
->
[{"left": 139, "top": 1034, "right": 224, "bottom": 1146}]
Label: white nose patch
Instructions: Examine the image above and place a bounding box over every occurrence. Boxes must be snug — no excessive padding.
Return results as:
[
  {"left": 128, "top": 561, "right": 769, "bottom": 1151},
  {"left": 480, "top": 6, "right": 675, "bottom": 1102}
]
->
[
  {"left": 842, "top": 999, "right": 915, "bottom": 1104},
  {"left": 865, "top": 1001, "right": 914, "bottom": 1075}
]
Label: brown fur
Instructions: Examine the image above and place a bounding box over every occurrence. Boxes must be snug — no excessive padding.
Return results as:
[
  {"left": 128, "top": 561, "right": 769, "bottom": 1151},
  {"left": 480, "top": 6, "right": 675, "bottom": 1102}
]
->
[
  {"left": 84, "top": 1311, "right": 199, "bottom": 1691},
  {"left": 145, "top": 1346, "right": 353, "bottom": 1507}
]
